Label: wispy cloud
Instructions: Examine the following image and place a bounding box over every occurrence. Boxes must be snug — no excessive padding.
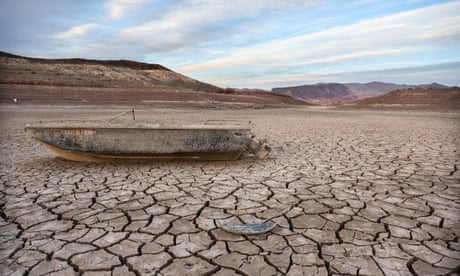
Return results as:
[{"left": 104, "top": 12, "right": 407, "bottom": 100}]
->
[
  {"left": 55, "top": 23, "right": 100, "bottom": 39},
  {"left": 114, "top": 0, "right": 318, "bottom": 53},
  {"left": 107, "top": 0, "right": 150, "bottom": 19},
  {"left": 180, "top": 1, "right": 460, "bottom": 76}
]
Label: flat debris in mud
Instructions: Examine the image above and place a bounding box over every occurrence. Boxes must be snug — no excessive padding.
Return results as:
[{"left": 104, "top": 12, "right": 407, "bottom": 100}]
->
[{"left": 220, "top": 222, "right": 277, "bottom": 235}]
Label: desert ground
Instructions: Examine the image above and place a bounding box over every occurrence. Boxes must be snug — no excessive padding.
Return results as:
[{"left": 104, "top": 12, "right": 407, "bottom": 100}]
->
[{"left": 0, "top": 104, "right": 459, "bottom": 275}]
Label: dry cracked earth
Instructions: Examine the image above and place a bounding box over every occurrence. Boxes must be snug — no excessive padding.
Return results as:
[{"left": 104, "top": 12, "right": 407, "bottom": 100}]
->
[{"left": 0, "top": 105, "right": 459, "bottom": 275}]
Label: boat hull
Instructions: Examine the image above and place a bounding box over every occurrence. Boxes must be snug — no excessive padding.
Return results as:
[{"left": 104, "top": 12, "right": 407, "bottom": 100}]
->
[
  {"left": 35, "top": 139, "right": 243, "bottom": 161},
  {"left": 25, "top": 124, "right": 253, "bottom": 161}
]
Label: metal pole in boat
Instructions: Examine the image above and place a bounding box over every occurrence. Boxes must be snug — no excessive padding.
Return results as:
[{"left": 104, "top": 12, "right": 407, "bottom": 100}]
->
[{"left": 132, "top": 108, "right": 135, "bottom": 120}]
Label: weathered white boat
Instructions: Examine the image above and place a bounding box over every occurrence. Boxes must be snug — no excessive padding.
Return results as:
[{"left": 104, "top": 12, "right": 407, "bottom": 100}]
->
[{"left": 25, "top": 120, "right": 270, "bottom": 161}]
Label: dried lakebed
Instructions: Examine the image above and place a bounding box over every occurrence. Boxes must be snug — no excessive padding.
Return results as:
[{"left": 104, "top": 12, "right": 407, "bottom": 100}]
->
[{"left": 0, "top": 105, "right": 459, "bottom": 275}]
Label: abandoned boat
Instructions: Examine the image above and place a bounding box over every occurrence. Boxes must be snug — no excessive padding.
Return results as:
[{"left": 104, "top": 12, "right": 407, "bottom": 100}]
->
[{"left": 24, "top": 120, "right": 270, "bottom": 161}]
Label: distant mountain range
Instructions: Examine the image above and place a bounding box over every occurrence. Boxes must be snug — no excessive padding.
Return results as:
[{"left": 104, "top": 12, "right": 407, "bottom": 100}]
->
[
  {"left": 272, "top": 83, "right": 357, "bottom": 105},
  {"left": 272, "top": 82, "right": 449, "bottom": 105}
]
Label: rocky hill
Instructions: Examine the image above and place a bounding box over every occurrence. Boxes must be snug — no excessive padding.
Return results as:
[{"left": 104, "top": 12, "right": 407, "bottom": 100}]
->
[
  {"left": 347, "top": 87, "right": 460, "bottom": 109},
  {"left": 272, "top": 83, "right": 357, "bottom": 105},
  {"left": 0, "top": 51, "right": 218, "bottom": 92}
]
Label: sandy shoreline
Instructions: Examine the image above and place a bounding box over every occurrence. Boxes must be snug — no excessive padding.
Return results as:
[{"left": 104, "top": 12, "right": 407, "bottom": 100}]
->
[{"left": 1, "top": 105, "right": 459, "bottom": 275}]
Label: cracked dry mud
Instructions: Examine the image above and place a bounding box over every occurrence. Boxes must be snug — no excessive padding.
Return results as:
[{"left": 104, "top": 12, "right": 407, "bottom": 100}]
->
[{"left": 1, "top": 106, "right": 459, "bottom": 275}]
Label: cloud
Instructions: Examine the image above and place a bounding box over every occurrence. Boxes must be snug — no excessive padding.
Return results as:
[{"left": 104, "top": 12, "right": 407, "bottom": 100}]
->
[
  {"left": 179, "top": 1, "right": 460, "bottom": 76},
  {"left": 107, "top": 0, "right": 150, "bottom": 19},
  {"left": 113, "top": 0, "right": 318, "bottom": 53},
  {"left": 55, "top": 23, "right": 99, "bottom": 39}
]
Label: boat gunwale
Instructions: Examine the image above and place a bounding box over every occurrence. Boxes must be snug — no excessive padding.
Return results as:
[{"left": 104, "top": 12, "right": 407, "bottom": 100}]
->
[
  {"left": 24, "top": 125, "right": 252, "bottom": 132},
  {"left": 24, "top": 119, "right": 253, "bottom": 131}
]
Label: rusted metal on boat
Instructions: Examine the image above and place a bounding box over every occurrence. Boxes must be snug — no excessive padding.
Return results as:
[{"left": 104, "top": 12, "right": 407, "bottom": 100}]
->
[{"left": 25, "top": 120, "right": 270, "bottom": 162}]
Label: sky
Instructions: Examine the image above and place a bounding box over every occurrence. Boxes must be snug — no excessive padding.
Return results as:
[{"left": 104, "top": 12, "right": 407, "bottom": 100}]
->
[{"left": 1, "top": 0, "right": 459, "bottom": 89}]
